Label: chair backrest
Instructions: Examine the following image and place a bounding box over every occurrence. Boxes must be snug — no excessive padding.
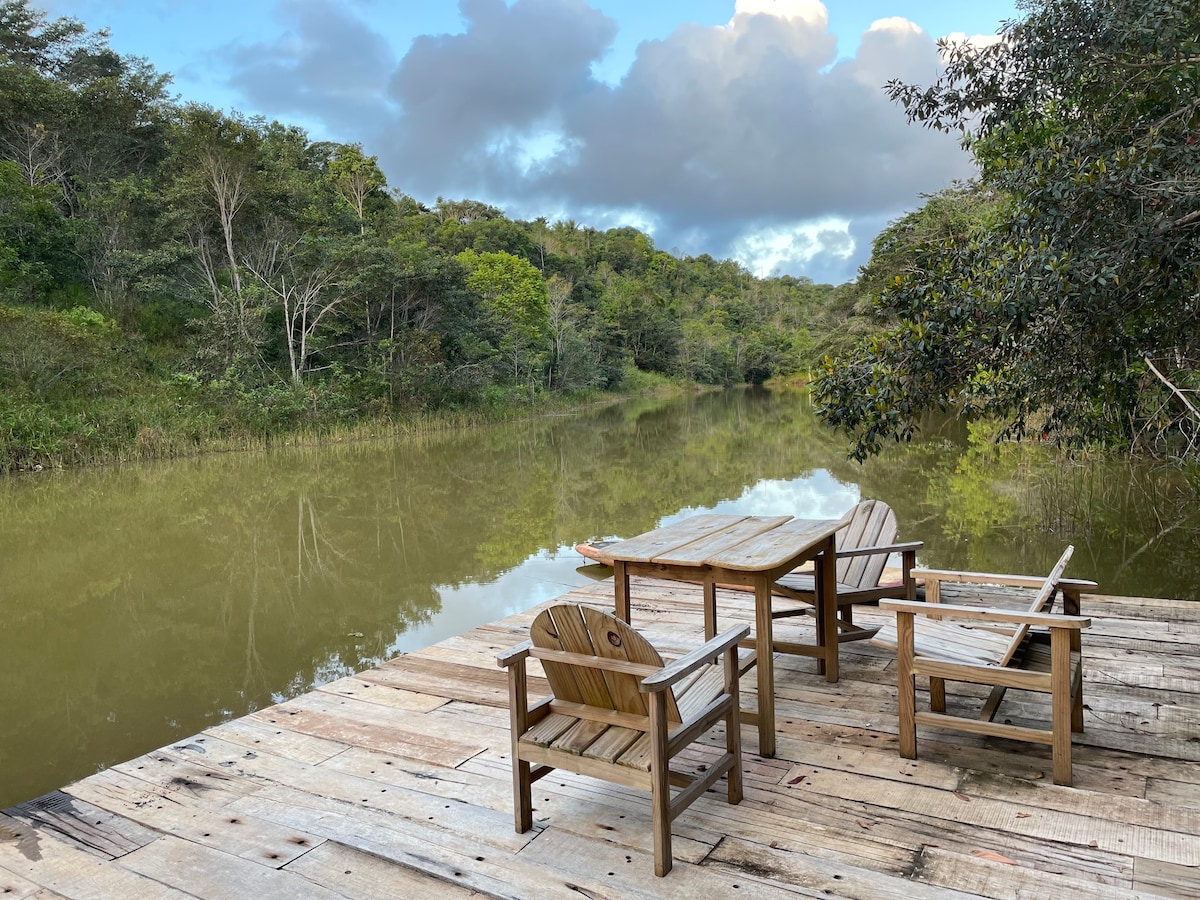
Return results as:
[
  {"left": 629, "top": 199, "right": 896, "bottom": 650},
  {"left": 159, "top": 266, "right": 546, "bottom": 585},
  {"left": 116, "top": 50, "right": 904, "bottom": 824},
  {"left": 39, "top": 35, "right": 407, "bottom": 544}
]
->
[
  {"left": 836, "top": 499, "right": 899, "bottom": 589},
  {"left": 995, "top": 544, "right": 1075, "bottom": 666},
  {"left": 530, "top": 604, "right": 682, "bottom": 723}
]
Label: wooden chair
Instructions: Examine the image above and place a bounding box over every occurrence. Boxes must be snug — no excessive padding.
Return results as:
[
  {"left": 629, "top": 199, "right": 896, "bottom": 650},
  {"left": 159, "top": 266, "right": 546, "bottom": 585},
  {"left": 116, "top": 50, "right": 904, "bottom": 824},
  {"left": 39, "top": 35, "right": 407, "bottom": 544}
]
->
[
  {"left": 872, "top": 545, "right": 1097, "bottom": 785},
  {"left": 497, "top": 603, "right": 748, "bottom": 876},
  {"left": 773, "top": 498, "right": 922, "bottom": 643}
]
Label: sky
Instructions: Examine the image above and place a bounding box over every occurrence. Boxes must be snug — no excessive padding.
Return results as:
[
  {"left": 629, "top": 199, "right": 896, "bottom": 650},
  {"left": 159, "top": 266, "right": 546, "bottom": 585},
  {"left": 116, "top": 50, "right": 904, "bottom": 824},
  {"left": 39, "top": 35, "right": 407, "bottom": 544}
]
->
[{"left": 49, "top": 0, "right": 1020, "bottom": 283}]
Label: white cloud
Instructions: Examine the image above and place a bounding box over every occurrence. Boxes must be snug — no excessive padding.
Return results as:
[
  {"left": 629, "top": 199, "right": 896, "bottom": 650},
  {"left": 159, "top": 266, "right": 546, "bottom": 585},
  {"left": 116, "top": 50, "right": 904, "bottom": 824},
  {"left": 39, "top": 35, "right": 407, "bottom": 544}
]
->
[
  {"left": 485, "top": 127, "right": 575, "bottom": 177},
  {"left": 731, "top": 219, "right": 855, "bottom": 277},
  {"left": 223, "top": 0, "right": 976, "bottom": 283},
  {"left": 732, "top": 0, "right": 828, "bottom": 29},
  {"left": 939, "top": 30, "right": 1005, "bottom": 54},
  {"left": 867, "top": 16, "right": 923, "bottom": 37}
]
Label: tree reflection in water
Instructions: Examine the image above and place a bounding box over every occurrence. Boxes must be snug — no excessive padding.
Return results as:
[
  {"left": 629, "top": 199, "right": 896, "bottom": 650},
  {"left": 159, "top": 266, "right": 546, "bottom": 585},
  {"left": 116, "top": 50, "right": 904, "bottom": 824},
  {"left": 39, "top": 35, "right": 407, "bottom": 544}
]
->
[{"left": 1, "top": 387, "right": 1196, "bottom": 807}]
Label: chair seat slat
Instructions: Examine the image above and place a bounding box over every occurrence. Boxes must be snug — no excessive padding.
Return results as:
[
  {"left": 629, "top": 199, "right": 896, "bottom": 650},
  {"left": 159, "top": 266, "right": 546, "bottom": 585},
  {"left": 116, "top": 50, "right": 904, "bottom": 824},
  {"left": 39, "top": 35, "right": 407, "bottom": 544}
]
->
[
  {"left": 520, "top": 712, "right": 579, "bottom": 748},
  {"left": 582, "top": 725, "right": 643, "bottom": 764},
  {"left": 551, "top": 718, "right": 611, "bottom": 756},
  {"left": 673, "top": 665, "right": 725, "bottom": 723}
]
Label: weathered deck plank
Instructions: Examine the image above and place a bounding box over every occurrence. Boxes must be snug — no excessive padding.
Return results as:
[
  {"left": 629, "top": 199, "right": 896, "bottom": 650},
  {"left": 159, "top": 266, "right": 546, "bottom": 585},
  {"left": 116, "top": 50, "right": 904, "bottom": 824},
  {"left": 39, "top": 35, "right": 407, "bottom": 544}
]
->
[
  {"left": 4, "top": 576, "right": 1199, "bottom": 898},
  {"left": 283, "top": 839, "right": 480, "bottom": 898},
  {"left": 116, "top": 834, "right": 343, "bottom": 899}
]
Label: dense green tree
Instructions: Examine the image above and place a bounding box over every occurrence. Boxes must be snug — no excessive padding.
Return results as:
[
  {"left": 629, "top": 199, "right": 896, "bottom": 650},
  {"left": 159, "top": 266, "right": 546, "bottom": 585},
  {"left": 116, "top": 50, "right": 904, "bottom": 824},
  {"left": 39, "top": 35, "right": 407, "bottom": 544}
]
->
[
  {"left": 246, "top": 234, "right": 359, "bottom": 384},
  {"left": 161, "top": 106, "right": 269, "bottom": 371},
  {"left": 0, "top": 158, "right": 69, "bottom": 300},
  {"left": 1, "top": 1, "right": 170, "bottom": 312},
  {"left": 356, "top": 242, "right": 475, "bottom": 407},
  {"left": 856, "top": 183, "right": 1002, "bottom": 299},
  {"left": 0, "top": 1, "right": 95, "bottom": 75},
  {"left": 320, "top": 143, "right": 386, "bottom": 234},
  {"left": 545, "top": 273, "right": 600, "bottom": 392},
  {"left": 815, "top": 0, "right": 1200, "bottom": 460},
  {"left": 598, "top": 267, "right": 680, "bottom": 374},
  {"left": 456, "top": 249, "right": 550, "bottom": 389}
]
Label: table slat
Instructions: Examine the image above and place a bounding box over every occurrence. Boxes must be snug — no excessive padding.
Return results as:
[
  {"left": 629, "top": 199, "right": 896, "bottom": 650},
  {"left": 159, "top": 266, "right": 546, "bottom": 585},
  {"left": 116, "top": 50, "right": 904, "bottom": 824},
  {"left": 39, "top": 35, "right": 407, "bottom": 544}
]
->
[
  {"left": 652, "top": 515, "right": 793, "bottom": 565},
  {"left": 604, "top": 514, "right": 748, "bottom": 563},
  {"left": 705, "top": 518, "right": 841, "bottom": 571}
]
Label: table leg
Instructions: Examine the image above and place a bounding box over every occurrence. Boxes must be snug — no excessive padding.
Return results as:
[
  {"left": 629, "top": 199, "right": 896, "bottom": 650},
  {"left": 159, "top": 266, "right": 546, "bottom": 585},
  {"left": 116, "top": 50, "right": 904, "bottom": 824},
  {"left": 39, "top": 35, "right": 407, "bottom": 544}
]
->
[
  {"left": 754, "top": 575, "right": 776, "bottom": 757},
  {"left": 818, "top": 537, "right": 839, "bottom": 683},
  {"left": 813, "top": 551, "right": 828, "bottom": 678},
  {"left": 614, "top": 561, "right": 631, "bottom": 623}
]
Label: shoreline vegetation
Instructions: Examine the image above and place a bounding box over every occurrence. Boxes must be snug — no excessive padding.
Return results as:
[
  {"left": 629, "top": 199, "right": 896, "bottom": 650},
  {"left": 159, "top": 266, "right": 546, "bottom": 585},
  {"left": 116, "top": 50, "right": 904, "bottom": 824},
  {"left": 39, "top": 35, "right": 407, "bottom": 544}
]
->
[
  {"left": 2, "top": 369, "right": 700, "bottom": 475},
  {"left": 0, "top": 351, "right": 704, "bottom": 475}
]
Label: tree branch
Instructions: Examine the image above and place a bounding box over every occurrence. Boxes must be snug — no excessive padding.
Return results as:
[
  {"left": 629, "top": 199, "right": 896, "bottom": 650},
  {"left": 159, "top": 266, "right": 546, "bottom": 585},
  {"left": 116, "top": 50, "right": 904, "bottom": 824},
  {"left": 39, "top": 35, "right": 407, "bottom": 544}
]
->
[
  {"left": 1170, "top": 208, "right": 1200, "bottom": 230},
  {"left": 1144, "top": 356, "right": 1200, "bottom": 422}
]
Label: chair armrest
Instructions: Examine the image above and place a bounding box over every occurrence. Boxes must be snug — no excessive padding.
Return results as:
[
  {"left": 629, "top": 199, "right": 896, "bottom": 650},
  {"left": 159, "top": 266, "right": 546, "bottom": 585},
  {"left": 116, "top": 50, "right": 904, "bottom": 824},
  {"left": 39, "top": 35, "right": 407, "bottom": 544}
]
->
[
  {"left": 912, "top": 568, "right": 1096, "bottom": 592},
  {"left": 1059, "top": 578, "right": 1099, "bottom": 591},
  {"left": 912, "top": 567, "right": 1047, "bottom": 589},
  {"left": 641, "top": 624, "right": 750, "bottom": 693},
  {"left": 497, "top": 640, "right": 532, "bottom": 667},
  {"left": 880, "top": 599, "right": 1090, "bottom": 629},
  {"left": 836, "top": 541, "right": 923, "bottom": 560}
]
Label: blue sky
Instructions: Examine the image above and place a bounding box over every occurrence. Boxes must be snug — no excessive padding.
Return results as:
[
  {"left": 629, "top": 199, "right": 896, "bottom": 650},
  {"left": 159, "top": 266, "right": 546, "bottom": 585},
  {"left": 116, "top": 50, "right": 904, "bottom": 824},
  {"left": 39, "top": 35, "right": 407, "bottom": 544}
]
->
[{"left": 51, "top": 0, "right": 1019, "bottom": 282}]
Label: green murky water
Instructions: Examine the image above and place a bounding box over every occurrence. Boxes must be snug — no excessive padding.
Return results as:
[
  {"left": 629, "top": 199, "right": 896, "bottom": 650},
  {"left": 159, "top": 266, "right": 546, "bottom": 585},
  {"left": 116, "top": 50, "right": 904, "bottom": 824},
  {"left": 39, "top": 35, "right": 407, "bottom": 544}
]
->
[{"left": 2, "top": 387, "right": 1196, "bottom": 807}]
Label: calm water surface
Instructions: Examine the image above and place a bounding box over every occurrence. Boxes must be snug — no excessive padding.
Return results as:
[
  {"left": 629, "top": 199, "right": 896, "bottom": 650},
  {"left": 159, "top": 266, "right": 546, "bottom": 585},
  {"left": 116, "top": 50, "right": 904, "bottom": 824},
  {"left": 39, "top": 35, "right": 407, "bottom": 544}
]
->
[{"left": 2, "top": 388, "right": 1197, "bottom": 807}]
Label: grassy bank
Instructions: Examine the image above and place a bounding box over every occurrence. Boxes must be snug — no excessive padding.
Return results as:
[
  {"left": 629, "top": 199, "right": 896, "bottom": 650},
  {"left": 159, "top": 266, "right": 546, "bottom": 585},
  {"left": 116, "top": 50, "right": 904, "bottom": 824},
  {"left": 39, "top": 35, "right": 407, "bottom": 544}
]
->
[{"left": 0, "top": 305, "right": 686, "bottom": 474}]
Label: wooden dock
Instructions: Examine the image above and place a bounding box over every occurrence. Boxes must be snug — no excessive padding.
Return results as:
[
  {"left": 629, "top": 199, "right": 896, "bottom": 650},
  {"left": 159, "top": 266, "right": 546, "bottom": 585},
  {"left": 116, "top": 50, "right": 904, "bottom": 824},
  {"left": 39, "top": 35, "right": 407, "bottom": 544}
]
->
[{"left": 3, "top": 575, "right": 1199, "bottom": 898}]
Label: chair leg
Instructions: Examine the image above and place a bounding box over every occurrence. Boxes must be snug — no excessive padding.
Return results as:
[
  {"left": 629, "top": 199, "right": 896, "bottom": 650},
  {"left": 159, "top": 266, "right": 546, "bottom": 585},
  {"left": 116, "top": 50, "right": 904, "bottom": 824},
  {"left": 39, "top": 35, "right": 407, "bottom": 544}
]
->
[
  {"left": 903, "top": 549, "right": 917, "bottom": 602},
  {"left": 1071, "top": 662, "right": 1085, "bottom": 733},
  {"left": 513, "top": 759, "right": 533, "bottom": 833},
  {"left": 649, "top": 691, "right": 673, "bottom": 876},
  {"left": 896, "top": 613, "right": 917, "bottom": 760},
  {"left": 930, "top": 677, "right": 946, "bottom": 713},
  {"left": 980, "top": 685, "right": 1006, "bottom": 722},
  {"left": 724, "top": 650, "right": 743, "bottom": 805},
  {"left": 508, "top": 657, "right": 533, "bottom": 833},
  {"left": 1051, "top": 628, "right": 1073, "bottom": 786}
]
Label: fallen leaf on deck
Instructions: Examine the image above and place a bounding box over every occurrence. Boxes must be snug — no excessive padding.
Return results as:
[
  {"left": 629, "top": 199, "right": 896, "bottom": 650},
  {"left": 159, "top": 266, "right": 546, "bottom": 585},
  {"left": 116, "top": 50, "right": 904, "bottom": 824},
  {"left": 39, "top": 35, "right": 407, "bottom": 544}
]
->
[
  {"left": 954, "top": 792, "right": 971, "bottom": 802},
  {"left": 1016, "top": 813, "right": 1031, "bottom": 819},
  {"left": 1088, "top": 840, "right": 1099, "bottom": 848},
  {"left": 972, "top": 850, "right": 1017, "bottom": 865},
  {"left": 856, "top": 819, "right": 877, "bottom": 829},
  {"left": 788, "top": 775, "right": 806, "bottom": 785}
]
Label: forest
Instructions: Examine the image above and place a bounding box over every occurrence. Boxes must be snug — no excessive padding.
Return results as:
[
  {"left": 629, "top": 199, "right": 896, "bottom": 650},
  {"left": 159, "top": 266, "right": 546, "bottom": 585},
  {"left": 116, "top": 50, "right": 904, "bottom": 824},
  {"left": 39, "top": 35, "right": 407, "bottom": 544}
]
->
[
  {"left": 3, "top": 0, "right": 1196, "bottom": 473},
  {"left": 0, "top": 1, "right": 874, "bottom": 472}
]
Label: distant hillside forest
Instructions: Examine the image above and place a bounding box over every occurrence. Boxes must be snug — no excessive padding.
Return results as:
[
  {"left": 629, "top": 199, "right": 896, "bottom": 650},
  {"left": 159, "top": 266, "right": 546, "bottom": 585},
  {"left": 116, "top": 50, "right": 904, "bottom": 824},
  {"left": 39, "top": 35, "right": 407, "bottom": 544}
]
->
[{"left": 1, "top": 2, "right": 897, "bottom": 472}]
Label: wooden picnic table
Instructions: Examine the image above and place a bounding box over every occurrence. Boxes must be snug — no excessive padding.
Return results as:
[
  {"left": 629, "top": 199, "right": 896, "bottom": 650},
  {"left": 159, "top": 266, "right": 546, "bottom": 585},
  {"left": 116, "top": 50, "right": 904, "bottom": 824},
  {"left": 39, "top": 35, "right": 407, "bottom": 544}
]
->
[{"left": 604, "top": 513, "right": 842, "bottom": 757}]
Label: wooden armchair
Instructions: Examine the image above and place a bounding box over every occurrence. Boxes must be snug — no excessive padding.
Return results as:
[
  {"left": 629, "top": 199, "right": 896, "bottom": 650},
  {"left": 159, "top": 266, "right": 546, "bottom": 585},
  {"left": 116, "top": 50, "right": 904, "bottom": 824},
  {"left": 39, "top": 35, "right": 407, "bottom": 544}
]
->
[
  {"left": 872, "top": 546, "right": 1096, "bottom": 785},
  {"left": 773, "top": 499, "right": 922, "bottom": 643},
  {"left": 497, "top": 603, "right": 748, "bottom": 876}
]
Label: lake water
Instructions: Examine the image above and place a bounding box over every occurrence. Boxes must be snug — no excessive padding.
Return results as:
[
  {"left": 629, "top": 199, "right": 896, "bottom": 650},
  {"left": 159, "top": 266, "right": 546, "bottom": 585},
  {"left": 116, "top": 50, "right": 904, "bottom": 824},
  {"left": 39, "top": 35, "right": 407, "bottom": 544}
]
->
[{"left": 2, "top": 387, "right": 1196, "bottom": 808}]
